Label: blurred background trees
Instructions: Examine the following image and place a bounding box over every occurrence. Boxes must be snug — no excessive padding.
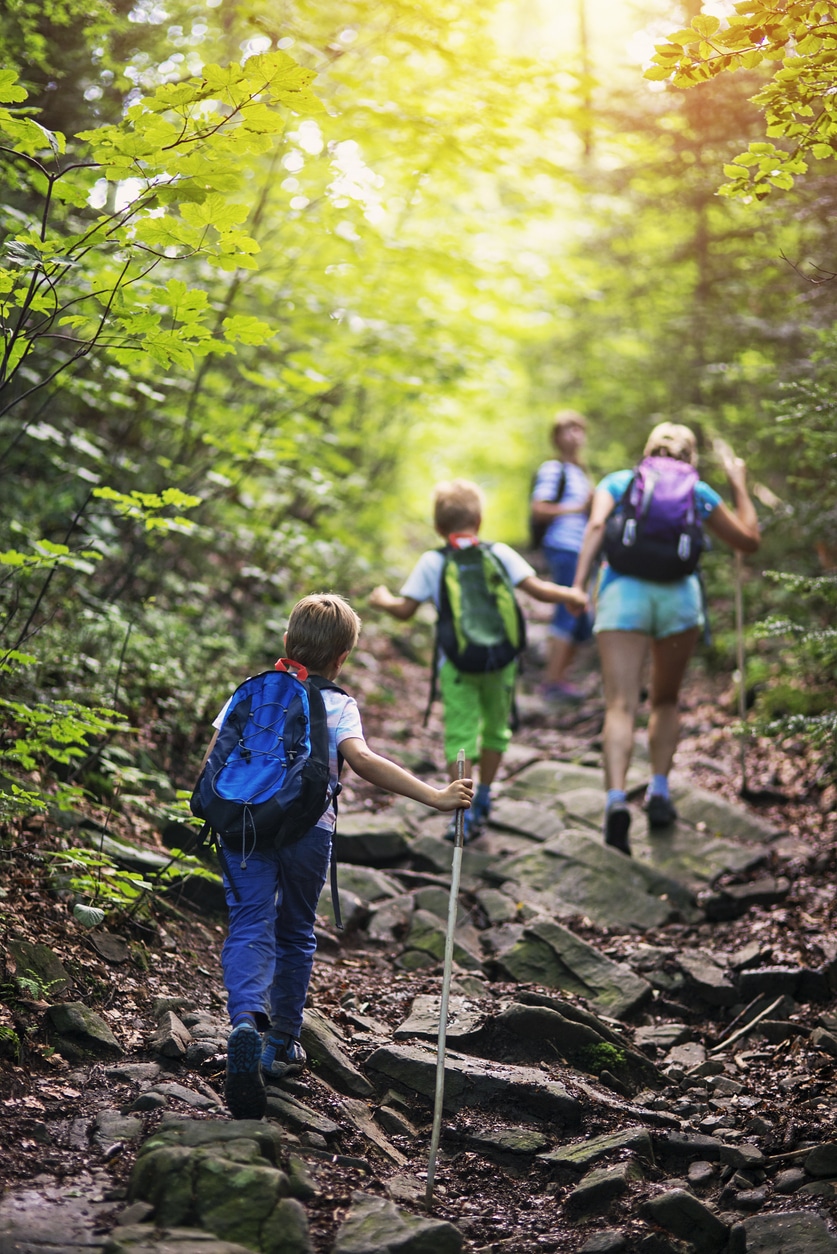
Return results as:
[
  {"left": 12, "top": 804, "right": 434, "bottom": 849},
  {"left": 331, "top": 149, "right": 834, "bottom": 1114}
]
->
[{"left": 0, "top": 0, "right": 834, "bottom": 818}]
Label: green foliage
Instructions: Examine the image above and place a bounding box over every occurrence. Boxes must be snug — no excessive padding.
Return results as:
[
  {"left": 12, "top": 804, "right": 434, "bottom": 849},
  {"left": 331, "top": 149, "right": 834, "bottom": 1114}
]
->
[
  {"left": 742, "top": 330, "right": 837, "bottom": 766},
  {"left": 0, "top": 0, "right": 834, "bottom": 822},
  {"left": 46, "top": 839, "right": 213, "bottom": 919},
  {"left": 647, "top": 1, "right": 837, "bottom": 197},
  {"left": 579, "top": 1041, "right": 626, "bottom": 1075},
  {"left": 0, "top": 672, "right": 125, "bottom": 818},
  {"left": 0, "top": 1024, "right": 21, "bottom": 1061}
]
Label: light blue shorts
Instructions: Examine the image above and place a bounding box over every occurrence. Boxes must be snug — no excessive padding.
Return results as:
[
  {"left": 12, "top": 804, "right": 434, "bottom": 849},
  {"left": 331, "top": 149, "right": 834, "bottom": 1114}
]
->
[{"left": 594, "top": 569, "right": 704, "bottom": 639}]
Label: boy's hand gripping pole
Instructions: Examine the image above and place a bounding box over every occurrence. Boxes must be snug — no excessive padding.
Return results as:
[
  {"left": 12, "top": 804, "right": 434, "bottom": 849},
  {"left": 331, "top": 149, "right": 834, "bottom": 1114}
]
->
[{"left": 425, "top": 748, "right": 466, "bottom": 1211}]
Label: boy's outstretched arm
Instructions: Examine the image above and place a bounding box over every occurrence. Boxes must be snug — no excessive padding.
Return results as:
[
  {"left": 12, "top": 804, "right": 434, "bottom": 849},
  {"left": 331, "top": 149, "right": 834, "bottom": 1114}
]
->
[
  {"left": 516, "top": 575, "right": 587, "bottom": 614},
  {"left": 369, "top": 586, "right": 421, "bottom": 621},
  {"left": 340, "top": 738, "right": 474, "bottom": 811}
]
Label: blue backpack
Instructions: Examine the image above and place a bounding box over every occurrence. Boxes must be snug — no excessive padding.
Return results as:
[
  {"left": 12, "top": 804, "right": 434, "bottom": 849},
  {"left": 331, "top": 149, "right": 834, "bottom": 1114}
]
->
[{"left": 190, "top": 661, "right": 345, "bottom": 855}]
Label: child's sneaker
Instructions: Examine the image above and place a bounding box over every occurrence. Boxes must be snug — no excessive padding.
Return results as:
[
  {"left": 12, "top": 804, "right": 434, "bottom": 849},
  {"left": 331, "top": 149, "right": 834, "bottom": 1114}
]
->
[
  {"left": 646, "top": 793, "right": 678, "bottom": 829},
  {"left": 261, "top": 1031, "right": 306, "bottom": 1080},
  {"left": 538, "top": 680, "right": 584, "bottom": 703},
  {"left": 469, "top": 791, "right": 492, "bottom": 836},
  {"left": 604, "top": 803, "right": 632, "bottom": 856},
  {"left": 225, "top": 1022, "right": 266, "bottom": 1120},
  {"left": 444, "top": 809, "right": 477, "bottom": 845}
]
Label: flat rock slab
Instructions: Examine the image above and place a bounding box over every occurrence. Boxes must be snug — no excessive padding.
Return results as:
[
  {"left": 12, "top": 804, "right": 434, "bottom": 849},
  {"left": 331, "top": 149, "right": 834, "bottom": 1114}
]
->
[
  {"left": 487, "top": 796, "right": 567, "bottom": 842},
  {"left": 364, "top": 1041, "right": 581, "bottom": 1126},
  {"left": 301, "top": 1008, "right": 375, "bottom": 1098},
  {"left": 728, "top": 1211, "right": 837, "bottom": 1252},
  {"left": 491, "top": 918, "right": 652, "bottom": 1020},
  {"left": 106, "top": 1225, "right": 256, "bottom": 1253},
  {"left": 539, "top": 1126, "right": 654, "bottom": 1170},
  {"left": 394, "top": 994, "right": 486, "bottom": 1041},
  {"left": 643, "top": 1187, "right": 728, "bottom": 1253},
  {"left": 672, "top": 785, "right": 783, "bottom": 845},
  {"left": 506, "top": 760, "right": 648, "bottom": 800},
  {"left": 484, "top": 829, "right": 697, "bottom": 930},
  {"left": 0, "top": 1174, "right": 112, "bottom": 1254},
  {"left": 332, "top": 1191, "right": 462, "bottom": 1254},
  {"left": 333, "top": 814, "right": 411, "bottom": 865},
  {"left": 464, "top": 1126, "right": 551, "bottom": 1155},
  {"left": 567, "top": 1160, "right": 644, "bottom": 1217},
  {"left": 406, "top": 833, "right": 494, "bottom": 880},
  {"left": 402, "top": 909, "right": 483, "bottom": 970}
]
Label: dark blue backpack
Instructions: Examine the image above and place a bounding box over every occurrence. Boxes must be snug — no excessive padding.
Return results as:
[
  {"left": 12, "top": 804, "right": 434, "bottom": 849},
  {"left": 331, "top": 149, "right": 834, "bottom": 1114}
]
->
[{"left": 190, "top": 661, "right": 345, "bottom": 854}]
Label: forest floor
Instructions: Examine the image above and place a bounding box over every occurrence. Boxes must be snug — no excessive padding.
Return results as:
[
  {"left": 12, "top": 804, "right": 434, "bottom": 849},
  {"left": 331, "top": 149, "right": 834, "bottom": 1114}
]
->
[{"left": 1, "top": 600, "right": 836, "bottom": 1252}]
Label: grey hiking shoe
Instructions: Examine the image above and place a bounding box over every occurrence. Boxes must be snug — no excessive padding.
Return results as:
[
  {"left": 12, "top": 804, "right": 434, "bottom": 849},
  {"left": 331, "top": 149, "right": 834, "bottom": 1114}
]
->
[
  {"left": 261, "top": 1031, "right": 306, "bottom": 1080},
  {"left": 225, "top": 1022, "right": 266, "bottom": 1119}
]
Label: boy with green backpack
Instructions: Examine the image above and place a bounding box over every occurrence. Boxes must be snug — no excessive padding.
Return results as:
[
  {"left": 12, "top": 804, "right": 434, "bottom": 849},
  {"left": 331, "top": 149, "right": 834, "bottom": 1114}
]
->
[{"left": 370, "top": 479, "right": 587, "bottom": 842}]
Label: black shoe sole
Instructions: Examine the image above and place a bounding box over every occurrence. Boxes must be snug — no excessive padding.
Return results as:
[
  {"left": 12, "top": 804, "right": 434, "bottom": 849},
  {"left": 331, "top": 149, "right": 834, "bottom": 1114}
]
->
[
  {"left": 225, "top": 1029, "right": 266, "bottom": 1120},
  {"left": 605, "top": 806, "right": 632, "bottom": 856}
]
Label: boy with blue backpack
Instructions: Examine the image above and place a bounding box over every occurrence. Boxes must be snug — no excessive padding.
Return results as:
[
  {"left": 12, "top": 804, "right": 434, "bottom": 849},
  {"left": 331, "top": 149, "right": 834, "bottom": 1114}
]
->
[
  {"left": 192, "top": 592, "right": 473, "bottom": 1120},
  {"left": 370, "top": 479, "right": 587, "bottom": 842}
]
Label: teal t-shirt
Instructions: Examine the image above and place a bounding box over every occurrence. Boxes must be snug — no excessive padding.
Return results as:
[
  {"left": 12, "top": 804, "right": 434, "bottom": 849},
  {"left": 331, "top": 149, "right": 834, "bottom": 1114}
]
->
[{"left": 599, "top": 469, "right": 721, "bottom": 517}]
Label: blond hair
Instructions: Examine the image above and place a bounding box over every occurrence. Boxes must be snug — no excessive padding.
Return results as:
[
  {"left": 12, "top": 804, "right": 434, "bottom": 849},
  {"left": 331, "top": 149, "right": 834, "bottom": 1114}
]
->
[
  {"left": 284, "top": 593, "right": 361, "bottom": 675},
  {"left": 433, "top": 479, "right": 484, "bottom": 536},
  {"left": 644, "top": 422, "right": 698, "bottom": 467},
  {"left": 551, "top": 409, "right": 586, "bottom": 443}
]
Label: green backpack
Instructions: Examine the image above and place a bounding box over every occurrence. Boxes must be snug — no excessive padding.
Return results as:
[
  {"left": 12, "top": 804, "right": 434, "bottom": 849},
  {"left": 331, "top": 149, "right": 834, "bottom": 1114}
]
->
[
  {"left": 437, "top": 542, "right": 525, "bottom": 671},
  {"left": 424, "top": 543, "right": 526, "bottom": 723}
]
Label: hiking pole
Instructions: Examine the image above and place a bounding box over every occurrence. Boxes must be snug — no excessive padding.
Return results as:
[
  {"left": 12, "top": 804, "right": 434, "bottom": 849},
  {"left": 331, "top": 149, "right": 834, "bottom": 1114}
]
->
[
  {"left": 711, "top": 437, "right": 750, "bottom": 795},
  {"left": 425, "top": 748, "right": 466, "bottom": 1212},
  {"left": 733, "top": 549, "right": 750, "bottom": 796}
]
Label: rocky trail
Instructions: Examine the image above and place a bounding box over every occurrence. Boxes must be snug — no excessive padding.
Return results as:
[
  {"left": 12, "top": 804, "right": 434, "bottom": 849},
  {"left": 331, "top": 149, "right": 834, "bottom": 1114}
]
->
[{"left": 1, "top": 609, "right": 836, "bottom": 1254}]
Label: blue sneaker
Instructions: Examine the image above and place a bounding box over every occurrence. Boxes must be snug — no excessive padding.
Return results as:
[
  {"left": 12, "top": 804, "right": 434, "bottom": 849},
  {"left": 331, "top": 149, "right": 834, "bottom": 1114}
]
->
[
  {"left": 225, "top": 1022, "right": 266, "bottom": 1120},
  {"left": 444, "top": 809, "right": 477, "bottom": 844},
  {"left": 469, "top": 791, "right": 492, "bottom": 834},
  {"left": 261, "top": 1031, "right": 306, "bottom": 1080}
]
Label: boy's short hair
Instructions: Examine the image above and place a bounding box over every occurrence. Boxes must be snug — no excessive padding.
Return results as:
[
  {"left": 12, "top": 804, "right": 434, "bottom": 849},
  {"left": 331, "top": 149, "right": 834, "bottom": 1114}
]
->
[
  {"left": 644, "top": 421, "right": 698, "bottom": 467},
  {"left": 285, "top": 593, "right": 361, "bottom": 674},
  {"left": 433, "top": 479, "right": 484, "bottom": 536}
]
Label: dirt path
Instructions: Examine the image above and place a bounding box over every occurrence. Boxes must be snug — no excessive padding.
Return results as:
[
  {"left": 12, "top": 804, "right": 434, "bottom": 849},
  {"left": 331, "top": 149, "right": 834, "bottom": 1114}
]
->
[{"left": 0, "top": 612, "right": 835, "bottom": 1252}]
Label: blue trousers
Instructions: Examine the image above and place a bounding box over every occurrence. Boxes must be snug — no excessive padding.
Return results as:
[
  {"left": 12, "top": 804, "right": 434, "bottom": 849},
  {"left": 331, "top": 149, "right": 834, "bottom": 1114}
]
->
[
  {"left": 543, "top": 545, "right": 594, "bottom": 644},
  {"left": 219, "top": 824, "right": 331, "bottom": 1038}
]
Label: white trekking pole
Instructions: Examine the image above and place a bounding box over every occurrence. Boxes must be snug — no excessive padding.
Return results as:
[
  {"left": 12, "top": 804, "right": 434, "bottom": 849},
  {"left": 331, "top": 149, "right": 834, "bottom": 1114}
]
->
[
  {"left": 712, "top": 438, "right": 750, "bottom": 795},
  {"left": 425, "top": 748, "right": 466, "bottom": 1212}
]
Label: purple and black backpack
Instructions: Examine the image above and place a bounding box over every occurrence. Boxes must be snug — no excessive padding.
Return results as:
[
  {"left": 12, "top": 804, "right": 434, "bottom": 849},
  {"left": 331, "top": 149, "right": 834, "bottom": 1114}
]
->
[{"left": 603, "top": 455, "right": 704, "bottom": 582}]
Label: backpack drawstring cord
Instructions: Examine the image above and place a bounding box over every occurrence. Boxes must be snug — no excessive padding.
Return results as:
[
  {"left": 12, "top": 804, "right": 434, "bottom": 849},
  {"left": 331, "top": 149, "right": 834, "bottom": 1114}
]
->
[{"left": 240, "top": 805, "right": 258, "bottom": 869}]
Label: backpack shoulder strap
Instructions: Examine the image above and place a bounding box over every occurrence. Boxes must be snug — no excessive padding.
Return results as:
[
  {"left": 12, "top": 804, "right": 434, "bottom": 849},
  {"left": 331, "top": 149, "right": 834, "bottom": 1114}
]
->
[
  {"left": 304, "top": 672, "right": 349, "bottom": 931},
  {"left": 424, "top": 546, "right": 454, "bottom": 725}
]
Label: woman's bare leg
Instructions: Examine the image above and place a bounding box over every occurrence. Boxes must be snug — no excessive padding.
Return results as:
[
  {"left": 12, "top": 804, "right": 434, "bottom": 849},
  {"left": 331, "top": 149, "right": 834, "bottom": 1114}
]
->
[
  {"left": 597, "top": 630, "right": 649, "bottom": 792},
  {"left": 648, "top": 627, "right": 701, "bottom": 777}
]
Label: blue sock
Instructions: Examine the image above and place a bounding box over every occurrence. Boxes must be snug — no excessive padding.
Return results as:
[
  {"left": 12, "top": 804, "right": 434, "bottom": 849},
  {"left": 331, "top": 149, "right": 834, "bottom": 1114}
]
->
[
  {"left": 648, "top": 774, "right": 669, "bottom": 799},
  {"left": 606, "top": 789, "right": 627, "bottom": 811},
  {"left": 476, "top": 784, "right": 491, "bottom": 806},
  {"left": 232, "top": 1013, "right": 257, "bottom": 1030}
]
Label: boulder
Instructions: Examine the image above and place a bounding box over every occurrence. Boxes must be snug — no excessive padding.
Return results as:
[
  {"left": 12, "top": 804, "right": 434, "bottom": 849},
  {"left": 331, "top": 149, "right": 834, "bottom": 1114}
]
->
[
  {"left": 485, "top": 829, "right": 696, "bottom": 930},
  {"left": 332, "top": 1191, "right": 461, "bottom": 1254},
  {"left": 365, "top": 1041, "right": 581, "bottom": 1125},
  {"left": 491, "top": 919, "right": 651, "bottom": 1020},
  {"left": 46, "top": 1001, "right": 123, "bottom": 1061}
]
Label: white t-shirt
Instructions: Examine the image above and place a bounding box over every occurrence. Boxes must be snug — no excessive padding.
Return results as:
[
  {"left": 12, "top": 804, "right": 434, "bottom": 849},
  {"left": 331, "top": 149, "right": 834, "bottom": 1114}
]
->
[
  {"left": 213, "top": 683, "right": 364, "bottom": 833},
  {"left": 400, "top": 540, "right": 535, "bottom": 606}
]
